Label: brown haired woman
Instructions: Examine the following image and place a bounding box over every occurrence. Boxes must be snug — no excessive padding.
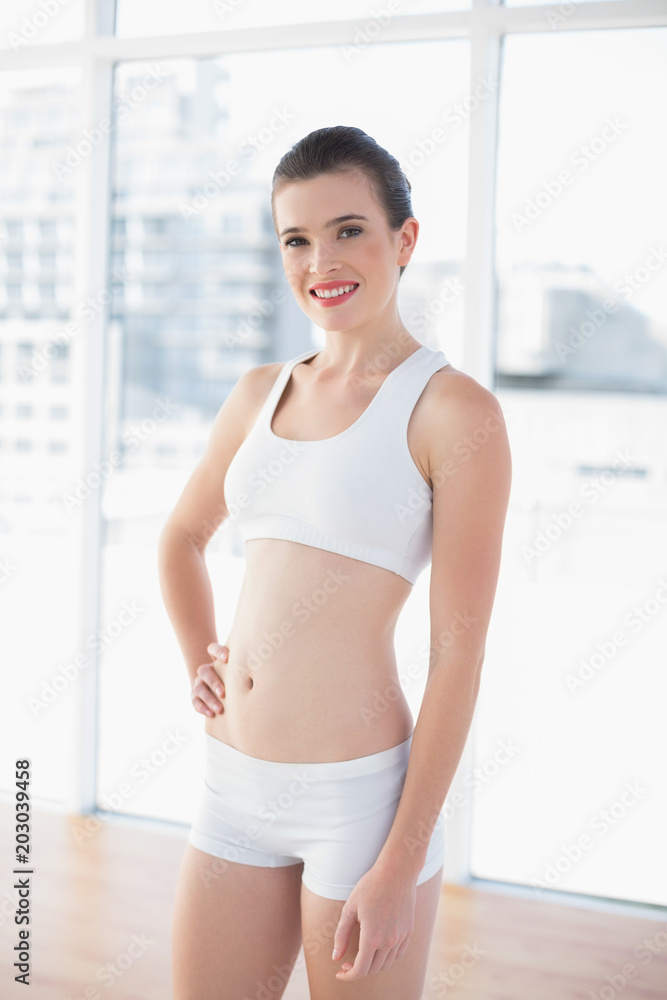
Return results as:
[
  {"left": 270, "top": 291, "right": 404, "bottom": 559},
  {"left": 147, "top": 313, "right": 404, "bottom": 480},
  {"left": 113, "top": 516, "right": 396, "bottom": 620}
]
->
[{"left": 159, "top": 125, "right": 512, "bottom": 999}]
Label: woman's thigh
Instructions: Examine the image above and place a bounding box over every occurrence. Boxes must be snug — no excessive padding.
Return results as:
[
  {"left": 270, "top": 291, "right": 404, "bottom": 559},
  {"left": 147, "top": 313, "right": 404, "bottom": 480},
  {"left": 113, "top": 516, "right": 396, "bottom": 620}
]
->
[
  {"left": 300, "top": 863, "right": 444, "bottom": 1000},
  {"left": 172, "top": 843, "right": 304, "bottom": 1000}
]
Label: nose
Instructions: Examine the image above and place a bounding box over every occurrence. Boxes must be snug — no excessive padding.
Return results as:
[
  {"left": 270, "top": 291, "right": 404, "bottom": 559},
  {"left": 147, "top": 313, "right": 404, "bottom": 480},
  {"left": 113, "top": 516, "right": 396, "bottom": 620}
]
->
[{"left": 308, "top": 239, "right": 342, "bottom": 277}]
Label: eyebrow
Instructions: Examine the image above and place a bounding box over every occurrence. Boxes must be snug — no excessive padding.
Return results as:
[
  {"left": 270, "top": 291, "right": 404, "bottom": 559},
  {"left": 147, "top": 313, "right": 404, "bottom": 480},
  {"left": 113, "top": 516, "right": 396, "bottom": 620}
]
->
[{"left": 278, "top": 214, "right": 369, "bottom": 238}]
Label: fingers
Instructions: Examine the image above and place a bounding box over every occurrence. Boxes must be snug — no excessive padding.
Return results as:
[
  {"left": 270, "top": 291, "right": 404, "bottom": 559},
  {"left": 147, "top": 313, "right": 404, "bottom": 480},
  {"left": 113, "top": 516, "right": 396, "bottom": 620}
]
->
[
  {"left": 335, "top": 927, "right": 403, "bottom": 980},
  {"left": 378, "top": 942, "right": 400, "bottom": 973},
  {"left": 192, "top": 680, "right": 223, "bottom": 717},
  {"left": 191, "top": 644, "right": 231, "bottom": 717},
  {"left": 192, "top": 658, "right": 226, "bottom": 718},
  {"left": 335, "top": 947, "right": 391, "bottom": 980},
  {"left": 335, "top": 955, "right": 363, "bottom": 979},
  {"left": 332, "top": 906, "right": 354, "bottom": 965},
  {"left": 207, "top": 641, "right": 229, "bottom": 663},
  {"left": 191, "top": 691, "right": 217, "bottom": 719},
  {"left": 335, "top": 926, "right": 375, "bottom": 981},
  {"left": 394, "top": 936, "right": 410, "bottom": 962},
  {"left": 201, "top": 662, "right": 225, "bottom": 701}
]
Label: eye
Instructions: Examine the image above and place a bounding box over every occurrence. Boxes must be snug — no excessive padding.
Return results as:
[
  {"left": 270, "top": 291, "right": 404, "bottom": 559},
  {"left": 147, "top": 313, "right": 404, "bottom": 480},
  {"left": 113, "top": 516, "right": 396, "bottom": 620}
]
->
[{"left": 282, "top": 227, "right": 362, "bottom": 248}]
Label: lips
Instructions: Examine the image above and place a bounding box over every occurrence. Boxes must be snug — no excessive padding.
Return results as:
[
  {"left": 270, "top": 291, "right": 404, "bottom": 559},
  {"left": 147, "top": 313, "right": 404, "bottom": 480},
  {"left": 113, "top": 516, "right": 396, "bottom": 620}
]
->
[{"left": 309, "top": 282, "right": 359, "bottom": 307}]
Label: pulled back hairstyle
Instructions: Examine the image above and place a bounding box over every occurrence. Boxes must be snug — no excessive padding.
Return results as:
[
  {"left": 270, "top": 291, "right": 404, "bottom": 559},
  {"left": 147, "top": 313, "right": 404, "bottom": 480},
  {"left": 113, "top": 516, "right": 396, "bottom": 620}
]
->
[{"left": 271, "top": 125, "right": 414, "bottom": 279}]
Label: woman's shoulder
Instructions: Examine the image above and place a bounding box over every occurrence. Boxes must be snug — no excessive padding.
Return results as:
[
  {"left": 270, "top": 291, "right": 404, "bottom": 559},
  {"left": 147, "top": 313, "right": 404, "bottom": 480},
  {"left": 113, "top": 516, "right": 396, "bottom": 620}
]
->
[
  {"left": 235, "top": 357, "right": 285, "bottom": 402},
  {"left": 429, "top": 360, "right": 501, "bottom": 406},
  {"left": 417, "top": 360, "right": 508, "bottom": 445}
]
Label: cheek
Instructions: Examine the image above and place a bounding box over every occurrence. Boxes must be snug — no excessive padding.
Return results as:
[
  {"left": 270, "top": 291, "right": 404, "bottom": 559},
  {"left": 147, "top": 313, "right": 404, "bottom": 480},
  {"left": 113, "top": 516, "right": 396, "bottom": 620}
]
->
[
  {"left": 352, "top": 241, "right": 379, "bottom": 273},
  {"left": 286, "top": 266, "right": 303, "bottom": 289},
  {"left": 280, "top": 255, "right": 299, "bottom": 282},
  {"left": 284, "top": 262, "right": 308, "bottom": 297}
]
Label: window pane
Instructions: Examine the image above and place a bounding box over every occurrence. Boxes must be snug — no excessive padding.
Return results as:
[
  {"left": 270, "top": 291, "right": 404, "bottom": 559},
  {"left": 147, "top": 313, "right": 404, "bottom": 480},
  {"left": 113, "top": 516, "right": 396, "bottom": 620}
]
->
[
  {"left": 495, "top": 30, "right": 667, "bottom": 393},
  {"left": 98, "top": 42, "right": 469, "bottom": 825},
  {"left": 0, "top": 67, "right": 82, "bottom": 805},
  {"left": 475, "top": 28, "right": 667, "bottom": 906},
  {"left": 0, "top": 0, "right": 85, "bottom": 49},
  {"left": 116, "top": 0, "right": 469, "bottom": 36}
]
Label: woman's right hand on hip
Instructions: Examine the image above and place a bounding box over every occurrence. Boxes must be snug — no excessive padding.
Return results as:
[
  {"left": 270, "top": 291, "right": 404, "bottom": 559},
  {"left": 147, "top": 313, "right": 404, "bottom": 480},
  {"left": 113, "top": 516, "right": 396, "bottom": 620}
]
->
[{"left": 190, "top": 643, "right": 228, "bottom": 717}]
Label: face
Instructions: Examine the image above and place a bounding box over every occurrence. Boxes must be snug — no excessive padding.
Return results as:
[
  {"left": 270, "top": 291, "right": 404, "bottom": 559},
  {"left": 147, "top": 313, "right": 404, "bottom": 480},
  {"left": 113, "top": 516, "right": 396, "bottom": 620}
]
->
[{"left": 273, "top": 169, "right": 418, "bottom": 333}]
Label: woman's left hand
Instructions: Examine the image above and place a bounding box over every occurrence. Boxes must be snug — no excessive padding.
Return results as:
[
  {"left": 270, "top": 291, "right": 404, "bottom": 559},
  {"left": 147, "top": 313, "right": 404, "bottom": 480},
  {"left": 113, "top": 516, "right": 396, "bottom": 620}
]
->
[{"left": 331, "top": 862, "right": 417, "bottom": 980}]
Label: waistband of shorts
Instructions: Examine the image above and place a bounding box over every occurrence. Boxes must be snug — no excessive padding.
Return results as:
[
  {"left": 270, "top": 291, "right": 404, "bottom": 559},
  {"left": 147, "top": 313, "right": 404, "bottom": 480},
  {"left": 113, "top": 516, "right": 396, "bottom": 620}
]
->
[{"left": 203, "top": 731, "right": 414, "bottom": 780}]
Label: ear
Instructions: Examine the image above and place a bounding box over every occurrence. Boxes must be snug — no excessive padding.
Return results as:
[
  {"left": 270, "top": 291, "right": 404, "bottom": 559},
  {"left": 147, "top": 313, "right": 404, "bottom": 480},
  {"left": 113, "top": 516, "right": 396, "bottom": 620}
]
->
[{"left": 397, "top": 217, "right": 419, "bottom": 266}]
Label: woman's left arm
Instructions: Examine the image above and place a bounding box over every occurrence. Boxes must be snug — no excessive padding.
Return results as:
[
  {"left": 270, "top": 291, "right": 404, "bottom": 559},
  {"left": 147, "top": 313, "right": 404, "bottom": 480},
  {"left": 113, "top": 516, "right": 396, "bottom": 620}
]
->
[{"left": 332, "top": 375, "right": 512, "bottom": 981}]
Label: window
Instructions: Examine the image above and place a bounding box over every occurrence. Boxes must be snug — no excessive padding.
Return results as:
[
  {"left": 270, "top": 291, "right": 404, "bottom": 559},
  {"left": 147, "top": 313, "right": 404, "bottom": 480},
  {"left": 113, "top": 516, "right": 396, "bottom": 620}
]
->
[
  {"left": 0, "top": 82, "right": 80, "bottom": 829},
  {"left": 50, "top": 362, "right": 69, "bottom": 383},
  {"left": 142, "top": 217, "right": 168, "bottom": 235},
  {"left": 142, "top": 282, "right": 169, "bottom": 299},
  {"left": 476, "top": 26, "right": 667, "bottom": 907},
  {"left": 0, "top": 1, "right": 85, "bottom": 48},
  {"left": 221, "top": 214, "right": 243, "bottom": 233},
  {"left": 39, "top": 219, "right": 57, "bottom": 238},
  {"left": 142, "top": 250, "right": 170, "bottom": 268},
  {"left": 494, "top": 30, "right": 667, "bottom": 395}
]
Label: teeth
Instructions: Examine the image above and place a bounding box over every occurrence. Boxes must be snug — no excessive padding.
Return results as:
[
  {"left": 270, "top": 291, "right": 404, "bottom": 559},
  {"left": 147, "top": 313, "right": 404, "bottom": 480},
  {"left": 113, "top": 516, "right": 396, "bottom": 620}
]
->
[{"left": 313, "top": 284, "right": 357, "bottom": 299}]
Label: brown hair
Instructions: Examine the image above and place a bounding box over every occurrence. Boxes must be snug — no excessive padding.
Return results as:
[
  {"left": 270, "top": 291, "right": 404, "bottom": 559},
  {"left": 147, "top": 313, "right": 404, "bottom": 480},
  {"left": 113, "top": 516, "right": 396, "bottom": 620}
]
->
[{"left": 271, "top": 125, "right": 414, "bottom": 279}]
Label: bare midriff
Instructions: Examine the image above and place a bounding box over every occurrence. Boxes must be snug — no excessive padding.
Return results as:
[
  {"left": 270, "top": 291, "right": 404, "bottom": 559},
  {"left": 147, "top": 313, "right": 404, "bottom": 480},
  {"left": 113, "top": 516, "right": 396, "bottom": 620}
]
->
[{"left": 204, "top": 537, "right": 416, "bottom": 763}]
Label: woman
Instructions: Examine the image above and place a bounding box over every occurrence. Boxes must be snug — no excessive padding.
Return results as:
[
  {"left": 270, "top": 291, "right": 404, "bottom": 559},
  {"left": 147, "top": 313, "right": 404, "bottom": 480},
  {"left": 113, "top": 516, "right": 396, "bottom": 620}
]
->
[{"left": 159, "top": 125, "right": 512, "bottom": 999}]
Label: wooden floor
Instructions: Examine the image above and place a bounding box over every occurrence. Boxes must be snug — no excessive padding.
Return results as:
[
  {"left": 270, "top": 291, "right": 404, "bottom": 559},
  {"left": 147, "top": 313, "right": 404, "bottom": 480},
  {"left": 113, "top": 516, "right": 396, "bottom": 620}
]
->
[{"left": 1, "top": 802, "right": 665, "bottom": 999}]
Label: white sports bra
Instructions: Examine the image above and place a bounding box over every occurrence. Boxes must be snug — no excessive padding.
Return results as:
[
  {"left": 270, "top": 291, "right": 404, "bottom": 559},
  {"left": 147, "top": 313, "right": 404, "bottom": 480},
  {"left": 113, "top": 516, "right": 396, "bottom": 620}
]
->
[{"left": 223, "top": 343, "right": 450, "bottom": 584}]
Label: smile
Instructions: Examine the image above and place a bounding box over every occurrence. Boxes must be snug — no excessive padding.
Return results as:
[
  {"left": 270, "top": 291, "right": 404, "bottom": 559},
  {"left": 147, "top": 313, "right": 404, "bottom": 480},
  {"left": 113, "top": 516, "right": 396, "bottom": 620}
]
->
[{"left": 309, "top": 283, "right": 359, "bottom": 306}]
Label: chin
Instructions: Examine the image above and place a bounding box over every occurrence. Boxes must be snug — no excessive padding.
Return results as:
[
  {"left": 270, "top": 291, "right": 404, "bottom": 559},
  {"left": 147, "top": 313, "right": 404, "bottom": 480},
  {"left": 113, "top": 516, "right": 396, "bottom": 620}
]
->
[{"left": 315, "top": 315, "right": 361, "bottom": 333}]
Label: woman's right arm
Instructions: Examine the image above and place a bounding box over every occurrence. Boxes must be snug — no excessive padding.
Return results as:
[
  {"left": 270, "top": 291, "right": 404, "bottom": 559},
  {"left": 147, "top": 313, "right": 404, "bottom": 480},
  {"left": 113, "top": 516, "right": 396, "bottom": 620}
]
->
[{"left": 157, "top": 364, "right": 272, "bottom": 715}]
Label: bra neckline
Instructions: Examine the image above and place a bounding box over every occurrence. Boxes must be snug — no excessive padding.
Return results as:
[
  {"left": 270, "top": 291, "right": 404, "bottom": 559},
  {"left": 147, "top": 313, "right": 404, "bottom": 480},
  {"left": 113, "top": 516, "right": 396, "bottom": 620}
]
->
[{"left": 267, "top": 345, "right": 428, "bottom": 445}]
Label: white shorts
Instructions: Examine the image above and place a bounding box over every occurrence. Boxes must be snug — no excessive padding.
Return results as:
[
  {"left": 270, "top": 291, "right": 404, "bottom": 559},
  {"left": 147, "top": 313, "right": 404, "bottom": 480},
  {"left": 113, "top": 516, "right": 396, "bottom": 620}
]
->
[{"left": 187, "top": 731, "right": 446, "bottom": 901}]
